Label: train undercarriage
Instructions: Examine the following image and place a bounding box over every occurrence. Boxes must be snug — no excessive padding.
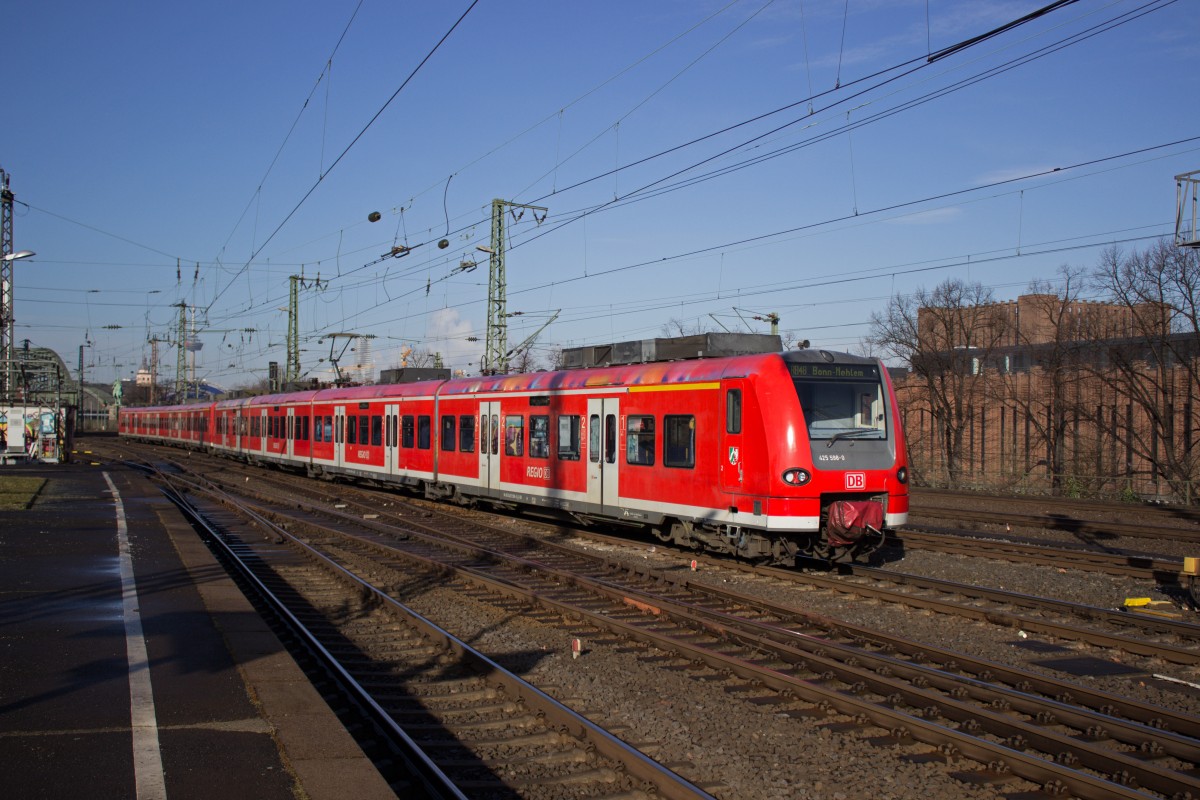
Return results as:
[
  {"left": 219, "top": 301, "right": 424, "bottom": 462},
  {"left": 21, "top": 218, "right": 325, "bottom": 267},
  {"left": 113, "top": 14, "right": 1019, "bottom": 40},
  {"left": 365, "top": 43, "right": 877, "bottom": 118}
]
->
[{"left": 653, "top": 497, "right": 889, "bottom": 565}]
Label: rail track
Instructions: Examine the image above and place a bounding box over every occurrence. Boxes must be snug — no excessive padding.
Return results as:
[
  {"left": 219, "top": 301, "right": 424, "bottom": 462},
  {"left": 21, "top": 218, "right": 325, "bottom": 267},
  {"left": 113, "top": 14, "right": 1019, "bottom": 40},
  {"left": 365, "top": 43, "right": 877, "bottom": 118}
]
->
[
  {"left": 885, "top": 526, "right": 1189, "bottom": 583},
  {"left": 152, "top": 464, "right": 716, "bottom": 800},
  {"left": 116, "top": 442, "right": 1200, "bottom": 800},
  {"left": 910, "top": 488, "right": 1200, "bottom": 546}
]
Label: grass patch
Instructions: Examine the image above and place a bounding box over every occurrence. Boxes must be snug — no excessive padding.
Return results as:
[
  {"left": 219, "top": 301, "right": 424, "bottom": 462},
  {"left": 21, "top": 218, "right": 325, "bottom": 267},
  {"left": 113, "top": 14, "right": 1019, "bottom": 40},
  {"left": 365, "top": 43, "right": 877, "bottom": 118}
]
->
[{"left": 0, "top": 477, "right": 47, "bottom": 510}]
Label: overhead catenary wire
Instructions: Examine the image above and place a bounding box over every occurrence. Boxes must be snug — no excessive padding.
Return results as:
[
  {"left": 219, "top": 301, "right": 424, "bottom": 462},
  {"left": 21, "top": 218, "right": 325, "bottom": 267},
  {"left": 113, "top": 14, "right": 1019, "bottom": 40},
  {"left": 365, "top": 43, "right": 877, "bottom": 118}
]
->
[
  {"left": 43, "top": 0, "right": 1185, "bottom": 383},
  {"left": 204, "top": 0, "right": 482, "bottom": 316}
]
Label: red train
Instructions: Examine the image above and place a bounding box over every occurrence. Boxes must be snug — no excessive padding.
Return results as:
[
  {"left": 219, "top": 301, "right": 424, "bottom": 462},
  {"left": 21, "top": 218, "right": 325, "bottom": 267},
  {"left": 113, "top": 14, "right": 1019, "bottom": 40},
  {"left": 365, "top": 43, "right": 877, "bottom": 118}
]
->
[{"left": 119, "top": 348, "right": 909, "bottom": 562}]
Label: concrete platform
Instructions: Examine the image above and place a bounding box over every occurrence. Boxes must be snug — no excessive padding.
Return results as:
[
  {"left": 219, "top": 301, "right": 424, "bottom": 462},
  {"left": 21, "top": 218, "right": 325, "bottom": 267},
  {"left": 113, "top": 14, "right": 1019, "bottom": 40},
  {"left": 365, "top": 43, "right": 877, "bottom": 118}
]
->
[{"left": 0, "top": 460, "right": 396, "bottom": 800}]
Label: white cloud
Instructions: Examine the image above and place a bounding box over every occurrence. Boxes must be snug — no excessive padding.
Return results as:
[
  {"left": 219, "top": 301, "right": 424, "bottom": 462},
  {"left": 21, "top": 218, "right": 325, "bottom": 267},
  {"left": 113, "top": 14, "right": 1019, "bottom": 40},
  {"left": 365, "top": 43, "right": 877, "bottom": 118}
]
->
[{"left": 426, "top": 308, "right": 484, "bottom": 375}]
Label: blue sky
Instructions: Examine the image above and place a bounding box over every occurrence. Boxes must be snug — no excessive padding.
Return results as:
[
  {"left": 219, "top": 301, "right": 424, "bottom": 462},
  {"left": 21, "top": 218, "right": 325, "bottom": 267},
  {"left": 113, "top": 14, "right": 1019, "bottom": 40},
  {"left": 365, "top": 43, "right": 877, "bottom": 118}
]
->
[{"left": 5, "top": 0, "right": 1198, "bottom": 388}]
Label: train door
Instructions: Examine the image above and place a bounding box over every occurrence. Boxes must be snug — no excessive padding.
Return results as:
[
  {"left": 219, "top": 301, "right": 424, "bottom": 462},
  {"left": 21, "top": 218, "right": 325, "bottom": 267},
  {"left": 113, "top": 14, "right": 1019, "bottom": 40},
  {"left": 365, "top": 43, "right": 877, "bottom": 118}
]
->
[
  {"left": 385, "top": 403, "right": 399, "bottom": 474},
  {"left": 286, "top": 408, "right": 295, "bottom": 458},
  {"left": 478, "top": 401, "right": 500, "bottom": 490},
  {"left": 720, "top": 380, "right": 746, "bottom": 494},
  {"left": 334, "top": 405, "right": 346, "bottom": 467},
  {"left": 586, "top": 397, "right": 620, "bottom": 512}
]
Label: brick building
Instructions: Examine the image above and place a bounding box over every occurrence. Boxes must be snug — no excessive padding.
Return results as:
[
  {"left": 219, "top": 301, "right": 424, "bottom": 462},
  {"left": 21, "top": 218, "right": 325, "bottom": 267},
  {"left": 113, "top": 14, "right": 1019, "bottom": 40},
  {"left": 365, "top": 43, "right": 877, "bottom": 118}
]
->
[{"left": 893, "top": 292, "right": 1198, "bottom": 501}]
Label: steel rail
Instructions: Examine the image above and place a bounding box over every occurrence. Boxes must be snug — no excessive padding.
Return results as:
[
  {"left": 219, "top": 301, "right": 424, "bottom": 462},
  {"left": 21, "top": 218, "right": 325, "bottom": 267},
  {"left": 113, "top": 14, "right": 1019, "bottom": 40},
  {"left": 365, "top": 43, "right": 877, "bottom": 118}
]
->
[
  {"left": 909, "top": 506, "right": 1200, "bottom": 544},
  {"left": 161, "top": 469, "right": 719, "bottom": 800},
  {"left": 891, "top": 527, "right": 1186, "bottom": 581},
  {"left": 177, "top": 472, "right": 1199, "bottom": 800}
]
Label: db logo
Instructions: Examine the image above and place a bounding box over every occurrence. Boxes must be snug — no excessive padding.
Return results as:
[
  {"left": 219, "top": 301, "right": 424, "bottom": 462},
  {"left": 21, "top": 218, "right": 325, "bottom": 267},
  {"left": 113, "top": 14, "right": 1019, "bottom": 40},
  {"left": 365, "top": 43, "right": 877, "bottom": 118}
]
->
[{"left": 845, "top": 472, "right": 866, "bottom": 490}]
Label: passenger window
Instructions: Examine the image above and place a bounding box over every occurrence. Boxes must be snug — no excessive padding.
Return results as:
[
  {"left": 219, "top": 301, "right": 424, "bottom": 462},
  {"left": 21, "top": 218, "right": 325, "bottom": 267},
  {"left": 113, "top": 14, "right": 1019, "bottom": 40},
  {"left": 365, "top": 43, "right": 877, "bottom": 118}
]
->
[
  {"left": 626, "top": 415, "right": 655, "bottom": 466},
  {"left": 529, "top": 415, "right": 549, "bottom": 459},
  {"left": 360, "top": 415, "right": 371, "bottom": 445},
  {"left": 347, "top": 415, "right": 357, "bottom": 444},
  {"left": 418, "top": 415, "right": 431, "bottom": 449},
  {"left": 442, "top": 416, "right": 456, "bottom": 452},
  {"left": 490, "top": 414, "right": 499, "bottom": 455},
  {"left": 371, "top": 415, "right": 383, "bottom": 446},
  {"left": 402, "top": 415, "right": 414, "bottom": 448},
  {"left": 604, "top": 414, "right": 617, "bottom": 464},
  {"left": 323, "top": 416, "right": 333, "bottom": 442},
  {"left": 588, "top": 414, "right": 600, "bottom": 463},
  {"left": 664, "top": 415, "right": 696, "bottom": 468},
  {"left": 459, "top": 415, "right": 475, "bottom": 453},
  {"left": 557, "top": 415, "right": 581, "bottom": 461},
  {"left": 726, "top": 389, "right": 742, "bottom": 434},
  {"left": 480, "top": 414, "right": 489, "bottom": 454},
  {"left": 504, "top": 415, "right": 524, "bottom": 456}
]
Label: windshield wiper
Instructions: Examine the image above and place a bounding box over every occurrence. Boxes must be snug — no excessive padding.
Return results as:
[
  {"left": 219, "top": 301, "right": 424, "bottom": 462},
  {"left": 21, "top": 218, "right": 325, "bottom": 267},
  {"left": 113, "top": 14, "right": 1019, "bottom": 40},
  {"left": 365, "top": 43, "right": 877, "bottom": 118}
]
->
[{"left": 826, "top": 428, "right": 882, "bottom": 447}]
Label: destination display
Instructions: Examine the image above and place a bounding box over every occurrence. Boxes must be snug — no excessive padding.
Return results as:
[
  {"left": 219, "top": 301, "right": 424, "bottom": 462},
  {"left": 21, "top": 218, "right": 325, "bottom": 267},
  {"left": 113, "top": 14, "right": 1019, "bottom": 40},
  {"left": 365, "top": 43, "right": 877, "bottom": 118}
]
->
[{"left": 788, "top": 363, "right": 878, "bottom": 380}]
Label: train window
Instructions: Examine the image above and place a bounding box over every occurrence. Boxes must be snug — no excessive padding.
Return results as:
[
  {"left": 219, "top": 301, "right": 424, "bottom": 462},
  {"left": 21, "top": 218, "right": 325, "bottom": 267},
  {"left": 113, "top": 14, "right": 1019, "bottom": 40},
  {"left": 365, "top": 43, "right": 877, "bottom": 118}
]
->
[
  {"left": 490, "top": 414, "right": 499, "bottom": 455},
  {"left": 604, "top": 414, "right": 617, "bottom": 464},
  {"left": 442, "top": 416, "right": 456, "bottom": 452},
  {"left": 459, "top": 415, "right": 475, "bottom": 453},
  {"left": 402, "top": 415, "right": 415, "bottom": 448},
  {"left": 588, "top": 414, "right": 600, "bottom": 463},
  {"left": 252, "top": 417, "right": 261, "bottom": 437},
  {"left": 726, "top": 389, "right": 742, "bottom": 434},
  {"left": 504, "top": 415, "right": 524, "bottom": 456},
  {"left": 360, "top": 415, "right": 371, "bottom": 445},
  {"left": 301, "top": 416, "right": 309, "bottom": 441},
  {"left": 323, "top": 415, "right": 333, "bottom": 442},
  {"left": 347, "top": 415, "right": 358, "bottom": 444},
  {"left": 417, "top": 416, "right": 431, "bottom": 449},
  {"left": 793, "top": 374, "right": 887, "bottom": 441},
  {"left": 529, "top": 415, "right": 549, "bottom": 459},
  {"left": 480, "top": 414, "right": 489, "bottom": 455},
  {"left": 664, "top": 415, "right": 695, "bottom": 468},
  {"left": 371, "top": 415, "right": 383, "bottom": 446},
  {"left": 557, "top": 415, "right": 581, "bottom": 461},
  {"left": 626, "top": 415, "right": 655, "bottom": 466}
]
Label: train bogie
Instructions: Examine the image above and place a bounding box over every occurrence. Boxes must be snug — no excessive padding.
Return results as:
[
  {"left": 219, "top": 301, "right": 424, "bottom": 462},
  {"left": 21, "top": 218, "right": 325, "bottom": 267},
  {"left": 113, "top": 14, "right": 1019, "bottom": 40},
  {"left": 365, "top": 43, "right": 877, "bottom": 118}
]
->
[{"left": 119, "top": 348, "right": 909, "bottom": 564}]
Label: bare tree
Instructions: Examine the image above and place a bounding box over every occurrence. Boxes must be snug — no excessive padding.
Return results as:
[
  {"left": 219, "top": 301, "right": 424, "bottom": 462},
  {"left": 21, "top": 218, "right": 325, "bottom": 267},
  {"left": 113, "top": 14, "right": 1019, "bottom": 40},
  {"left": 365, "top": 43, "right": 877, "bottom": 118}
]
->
[
  {"left": 660, "top": 317, "right": 717, "bottom": 337},
  {"left": 989, "top": 266, "right": 1092, "bottom": 489},
  {"left": 391, "top": 347, "right": 441, "bottom": 369},
  {"left": 508, "top": 347, "right": 539, "bottom": 375},
  {"left": 868, "top": 278, "right": 1010, "bottom": 484},
  {"left": 1088, "top": 240, "right": 1200, "bottom": 497}
]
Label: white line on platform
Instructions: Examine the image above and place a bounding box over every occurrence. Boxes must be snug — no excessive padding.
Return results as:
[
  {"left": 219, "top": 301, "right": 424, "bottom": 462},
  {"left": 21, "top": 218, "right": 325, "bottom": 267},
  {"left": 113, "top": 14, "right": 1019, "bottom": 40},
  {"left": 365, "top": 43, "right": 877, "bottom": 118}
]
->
[{"left": 105, "top": 471, "right": 168, "bottom": 800}]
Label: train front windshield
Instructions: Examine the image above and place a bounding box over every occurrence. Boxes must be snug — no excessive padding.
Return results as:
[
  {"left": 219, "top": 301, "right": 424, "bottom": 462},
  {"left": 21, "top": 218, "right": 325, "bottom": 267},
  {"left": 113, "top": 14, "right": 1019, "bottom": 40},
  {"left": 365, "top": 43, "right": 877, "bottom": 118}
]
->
[{"left": 789, "top": 361, "right": 888, "bottom": 442}]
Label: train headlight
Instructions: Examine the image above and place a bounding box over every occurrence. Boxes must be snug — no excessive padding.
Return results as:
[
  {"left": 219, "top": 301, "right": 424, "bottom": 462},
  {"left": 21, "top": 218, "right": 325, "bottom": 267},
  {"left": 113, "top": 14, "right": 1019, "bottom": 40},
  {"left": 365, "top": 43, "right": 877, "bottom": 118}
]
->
[
  {"left": 896, "top": 466, "right": 908, "bottom": 484},
  {"left": 782, "top": 468, "right": 811, "bottom": 486}
]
